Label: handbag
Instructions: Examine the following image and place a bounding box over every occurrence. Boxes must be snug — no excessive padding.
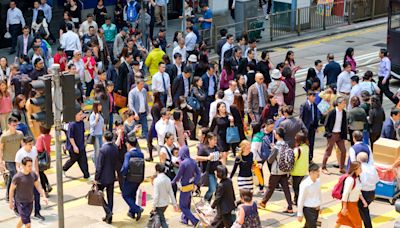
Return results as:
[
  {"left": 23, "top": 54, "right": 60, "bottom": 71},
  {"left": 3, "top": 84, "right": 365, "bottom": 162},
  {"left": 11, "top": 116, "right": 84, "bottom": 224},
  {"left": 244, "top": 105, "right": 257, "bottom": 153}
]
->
[
  {"left": 87, "top": 184, "right": 104, "bottom": 206},
  {"left": 187, "top": 90, "right": 201, "bottom": 111},
  {"left": 226, "top": 126, "right": 240, "bottom": 144},
  {"left": 84, "top": 69, "right": 92, "bottom": 83},
  {"left": 38, "top": 136, "right": 50, "bottom": 171},
  {"left": 113, "top": 92, "right": 127, "bottom": 108}
]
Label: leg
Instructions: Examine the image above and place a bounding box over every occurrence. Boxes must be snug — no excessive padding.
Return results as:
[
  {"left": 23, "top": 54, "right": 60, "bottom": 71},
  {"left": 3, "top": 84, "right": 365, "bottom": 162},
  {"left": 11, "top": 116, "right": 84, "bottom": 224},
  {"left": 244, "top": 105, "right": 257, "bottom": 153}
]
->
[
  {"left": 261, "top": 175, "right": 281, "bottom": 204},
  {"left": 39, "top": 171, "right": 47, "bottom": 192},
  {"left": 5, "top": 162, "right": 17, "bottom": 200},
  {"left": 155, "top": 5, "right": 162, "bottom": 24},
  {"left": 292, "top": 176, "right": 304, "bottom": 204},
  {"left": 322, "top": 135, "right": 336, "bottom": 169},
  {"left": 222, "top": 213, "right": 233, "bottom": 227},
  {"left": 147, "top": 121, "right": 155, "bottom": 159},
  {"left": 179, "top": 191, "right": 199, "bottom": 225},
  {"left": 204, "top": 173, "right": 217, "bottom": 202},
  {"left": 108, "top": 112, "right": 114, "bottom": 130},
  {"left": 303, "top": 207, "right": 319, "bottom": 228},
  {"left": 140, "top": 113, "right": 149, "bottom": 138},
  {"left": 156, "top": 206, "right": 168, "bottom": 228},
  {"left": 33, "top": 187, "right": 41, "bottom": 215},
  {"left": 279, "top": 175, "right": 293, "bottom": 210},
  {"left": 348, "top": 129, "right": 354, "bottom": 145},
  {"left": 308, "top": 127, "right": 316, "bottom": 161},
  {"left": 358, "top": 191, "right": 374, "bottom": 228},
  {"left": 336, "top": 139, "right": 347, "bottom": 170},
  {"left": 122, "top": 181, "right": 141, "bottom": 214},
  {"left": 191, "top": 111, "right": 199, "bottom": 139},
  {"left": 93, "top": 136, "right": 100, "bottom": 165},
  {"left": 62, "top": 149, "right": 79, "bottom": 172},
  {"left": 77, "top": 150, "right": 90, "bottom": 178}
]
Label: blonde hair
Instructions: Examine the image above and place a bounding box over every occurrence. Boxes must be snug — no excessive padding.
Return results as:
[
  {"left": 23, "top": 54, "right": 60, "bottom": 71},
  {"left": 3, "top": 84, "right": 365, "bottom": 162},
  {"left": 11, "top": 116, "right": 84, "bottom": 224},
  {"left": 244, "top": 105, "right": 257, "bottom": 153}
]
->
[{"left": 237, "top": 140, "right": 251, "bottom": 162}]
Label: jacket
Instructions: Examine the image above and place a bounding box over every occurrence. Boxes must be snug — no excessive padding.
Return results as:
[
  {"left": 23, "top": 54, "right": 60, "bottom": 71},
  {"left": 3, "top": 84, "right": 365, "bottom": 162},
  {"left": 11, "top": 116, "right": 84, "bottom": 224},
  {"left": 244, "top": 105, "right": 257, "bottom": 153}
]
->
[
  {"left": 16, "top": 34, "right": 34, "bottom": 58},
  {"left": 95, "top": 142, "right": 120, "bottom": 185},
  {"left": 211, "top": 178, "right": 236, "bottom": 214},
  {"left": 347, "top": 107, "right": 367, "bottom": 131},
  {"left": 145, "top": 48, "right": 166, "bottom": 76},
  {"left": 128, "top": 87, "right": 149, "bottom": 114},
  {"left": 381, "top": 118, "right": 397, "bottom": 140},
  {"left": 117, "top": 61, "right": 132, "bottom": 97},
  {"left": 201, "top": 72, "right": 218, "bottom": 96},
  {"left": 192, "top": 86, "right": 206, "bottom": 109},
  {"left": 300, "top": 101, "right": 320, "bottom": 130},
  {"left": 172, "top": 75, "right": 191, "bottom": 107},
  {"left": 172, "top": 146, "right": 200, "bottom": 186},
  {"left": 121, "top": 148, "right": 144, "bottom": 179},
  {"left": 324, "top": 108, "right": 348, "bottom": 140},
  {"left": 323, "top": 60, "right": 342, "bottom": 86},
  {"left": 247, "top": 83, "right": 268, "bottom": 117},
  {"left": 279, "top": 116, "right": 308, "bottom": 148},
  {"left": 368, "top": 107, "right": 385, "bottom": 136},
  {"left": 267, "top": 140, "right": 289, "bottom": 175}
]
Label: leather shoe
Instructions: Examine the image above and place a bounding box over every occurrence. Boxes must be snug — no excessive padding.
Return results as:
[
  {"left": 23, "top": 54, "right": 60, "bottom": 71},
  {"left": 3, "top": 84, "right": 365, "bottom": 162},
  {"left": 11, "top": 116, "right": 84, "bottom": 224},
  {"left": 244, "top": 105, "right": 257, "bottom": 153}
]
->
[
  {"left": 127, "top": 212, "right": 136, "bottom": 219},
  {"left": 136, "top": 208, "right": 144, "bottom": 221},
  {"left": 105, "top": 213, "right": 112, "bottom": 224}
]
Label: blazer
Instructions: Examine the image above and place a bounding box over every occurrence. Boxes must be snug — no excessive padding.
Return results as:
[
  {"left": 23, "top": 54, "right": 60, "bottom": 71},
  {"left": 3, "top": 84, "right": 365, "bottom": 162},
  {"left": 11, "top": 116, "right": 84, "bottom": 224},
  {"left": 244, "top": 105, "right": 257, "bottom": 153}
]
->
[
  {"left": 172, "top": 75, "right": 191, "bottom": 107},
  {"left": 16, "top": 34, "right": 34, "bottom": 58},
  {"left": 300, "top": 101, "right": 320, "bottom": 130},
  {"left": 118, "top": 61, "right": 131, "bottom": 97},
  {"left": 324, "top": 60, "right": 342, "bottom": 86},
  {"left": 381, "top": 118, "right": 396, "bottom": 140},
  {"left": 192, "top": 86, "right": 206, "bottom": 109},
  {"left": 247, "top": 83, "right": 268, "bottom": 116},
  {"left": 211, "top": 178, "right": 236, "bottom": 215},
  {"left": 95, "top": 142, "right": 120, "bottom": 185},
  {"left": 166, "top": 63, "right": 184, "bottom": 85},
  {"left": 279, "top": 116, "right": 308, "bottom": 148},
  {"left": 324, "top": 108, "right": 348, "bottom": 140},
  {"left": 201, "top": 73, "right": 218, "bottom": 97},
  {"left": 369, "top": 107, "right": 385, "bottom": 136},
  {"left": 128, "top": 87, "right": 149, "bottom": 114}
]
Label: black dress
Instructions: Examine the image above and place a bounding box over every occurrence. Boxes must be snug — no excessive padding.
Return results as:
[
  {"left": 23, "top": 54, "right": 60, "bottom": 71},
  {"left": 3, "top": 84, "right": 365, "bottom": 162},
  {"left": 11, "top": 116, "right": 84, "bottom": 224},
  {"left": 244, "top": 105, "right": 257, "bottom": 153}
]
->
[
  {"left": 230, "top": 105, "right": 246, "bottom": 141},
  {"left": 210, "top": 116, "right": 230, "bottom": 152},
  {"left": 93, "top": 6, "right": 107, "bottom": 27}
]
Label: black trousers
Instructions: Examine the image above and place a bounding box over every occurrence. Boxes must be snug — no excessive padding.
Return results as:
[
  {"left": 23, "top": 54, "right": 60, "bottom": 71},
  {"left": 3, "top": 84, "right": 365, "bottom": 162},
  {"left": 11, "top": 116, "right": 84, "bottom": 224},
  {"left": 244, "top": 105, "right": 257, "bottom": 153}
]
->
[
  {"left": 98, "top": 183, "right": 115, "bottom": 215},
  {"left": 203, "top": 96, "right": 215, "bottom": 127},
  {"left": 39, "top": 171, "right": 50, "bottom": 192},
  {"left": 378, "top": 77, "right": 399, "bottom": 104},
  {"left": 303, "top": 207, "right": 319, "bottom": 228},
  {"left": 210, "top": 212, "right": 233, "bottom": 228},
  {"left": 9, "top": 24, "right": 22, "bottom": 52},
  {"left": 308, "top": 127, "right": 316, "bottom": 161},
  {"left": 358, "top": 190, "right": 375, "bottom": 228},
  {"left": 292, "top": 176, "right": 304, "bottom": 204},
  {"left": 262, "top": 174, "right": 293, "bottom": 210},
  {"left": 63, "top": 149, "right": 90, "bottom": 178}
]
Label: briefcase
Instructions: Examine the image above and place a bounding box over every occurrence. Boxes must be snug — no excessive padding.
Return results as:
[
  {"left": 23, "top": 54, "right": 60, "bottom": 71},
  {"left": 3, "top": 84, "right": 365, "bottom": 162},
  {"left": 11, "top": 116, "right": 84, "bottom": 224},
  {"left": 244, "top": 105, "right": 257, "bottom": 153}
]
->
[
  {"left": 113, "top": 93, "right": 127, "bottom": 108},
  {"left": 87, "top": 184, "right": 104, "bottom": 206}
]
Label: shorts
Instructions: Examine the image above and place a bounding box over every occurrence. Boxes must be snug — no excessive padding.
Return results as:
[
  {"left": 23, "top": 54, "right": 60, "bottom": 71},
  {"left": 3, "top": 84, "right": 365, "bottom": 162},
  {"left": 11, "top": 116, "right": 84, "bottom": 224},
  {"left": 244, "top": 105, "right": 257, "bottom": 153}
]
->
[{"left": 16, "top": 201, "right": 33, "bottom": 224}]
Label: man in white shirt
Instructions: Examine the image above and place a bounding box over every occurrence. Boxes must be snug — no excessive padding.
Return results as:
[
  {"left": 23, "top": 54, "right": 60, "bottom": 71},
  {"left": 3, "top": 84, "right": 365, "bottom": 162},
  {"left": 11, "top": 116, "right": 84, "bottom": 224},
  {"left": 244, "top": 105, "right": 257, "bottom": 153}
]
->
[
  {"left": 6, "top": 1, "right": 26, "bottom": 54},
  {"left": 220, "top": 34, "right": 234, "bottom": 66},
  {"left": 337, "top": 62, "right": 355, "bottom": 97},
  {"left": 60, "top": 23, "right": 81, "bottom": 60},
  {"left": 185, "top": 26, "right": 197, "bottom": 55},
  {"left": 153, "top": 163, "right": 178, "bottom": 228},
  {"left": 78, "top": 14, "right": 98, "bottom": 37},
  {"left": 209, "top": 90, "right": 229, "bottom": 126},
  {"left": 223, "top": 80, "right": 239, "bottom": 108},
  {"left": 152, "top": 62, "right": 171, "bottom": 107},
  {"left": 155, "top": 108, "right": 177, "bottom": 147},
  {"left": 245, "top": 38, "right": 258, "bottom": 62},
  {"left": 15, "top": 136, "right": 45, "bottom": 221},
  {"left": 348, "top": 76, "right": 362, "bottom": 109},
  {"left": 172, "top": 38, "right": 187, "bottom": 63},
  {"left": 357, "top": 152, "right": 379, "bottom": 228},
  {"left": 297, "top": 163, "right": 321, "bottom": 228},
  {"left": 314, "top": 60, "right": 324, "bottom": 90}
]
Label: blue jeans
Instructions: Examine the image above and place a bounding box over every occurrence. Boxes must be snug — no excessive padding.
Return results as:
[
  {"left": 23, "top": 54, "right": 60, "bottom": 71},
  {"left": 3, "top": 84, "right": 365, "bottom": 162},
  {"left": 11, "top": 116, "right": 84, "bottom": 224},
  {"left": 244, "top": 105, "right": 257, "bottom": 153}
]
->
[
  {"left": 122, "top": 181, "right": 141, "bottom": 214},
  {"left": 92, "top": 135, "right": 103, "bottom": 166},
  {"left": 138, "top": 112, "right": 149, "bottom": 138},
  {"left": 5, "top": 162, "right": 17, "bottom": 200},
  {"left": 204, "top": 173, "right": 217, "bottom": 202}
]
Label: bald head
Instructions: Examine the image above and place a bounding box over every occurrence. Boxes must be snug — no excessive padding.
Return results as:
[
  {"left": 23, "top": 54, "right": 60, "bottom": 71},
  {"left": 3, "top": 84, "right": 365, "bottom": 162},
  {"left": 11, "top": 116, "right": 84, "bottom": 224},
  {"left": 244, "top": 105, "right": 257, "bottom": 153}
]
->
[
  {"left": 229, "top": 80, "right": 237, "bottom": 91},
  {"left": 256, "top": 73, "right": 264, "bottom": 84},
  {"left": 356, "top": 152, "right": 369, "bottom": 163}
]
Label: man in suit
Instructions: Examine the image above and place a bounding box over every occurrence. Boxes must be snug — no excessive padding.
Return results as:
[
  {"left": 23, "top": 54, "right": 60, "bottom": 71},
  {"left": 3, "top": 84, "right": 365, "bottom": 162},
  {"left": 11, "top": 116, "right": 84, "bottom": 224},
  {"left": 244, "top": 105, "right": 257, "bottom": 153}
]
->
[
  {"left": 229, "top": 48, "right": 243, "bottom": 77},
  {"left": 128, "top": 79, "right": 149, "bottom": 139},
  {"left": 172, "top": 66, "right": 192, "bottom": 107},
  {"left": 166, "top": 52, "right": 184, "bottom": 84},
  {"left": 322, "top": 97, "right": 348, "bottom": 174},
  {"left": 248, "top": 73, "right": 268, "bottom": 123},
  {"left": 94, "top": 131, "right": 119, "bottom": 224},
  {"left": 280, "top": 105, "right": 308, "bottom": 149},
  {"left": 16, "top": 26, "right": 33, "bottom": 58},
  {"left": 300, "top": 91, "right": 320, "bottom": 161},
  {"left": 381, "top": 107, "right": 400, "bottom": 140},
  {"left": 323, "top": 53, "right": 341, "bottom": 88},
  {"left": 238, "top": 49, "right": 256, "bottom": 76},
  {"left": 202, "top": 65, "right": 218, "bottom": 126},
  {"left": 215, "top": 29, "right": 228, "bottom": 65},
  {"left": 118, "top": 54, "right": 134, "bottom": 98}
]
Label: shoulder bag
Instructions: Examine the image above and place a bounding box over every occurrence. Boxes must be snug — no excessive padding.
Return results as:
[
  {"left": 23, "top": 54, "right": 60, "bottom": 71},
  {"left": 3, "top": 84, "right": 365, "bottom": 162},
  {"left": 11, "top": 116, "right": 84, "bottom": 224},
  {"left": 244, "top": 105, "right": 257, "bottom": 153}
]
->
[
  {"left": 226, "top": 124, "right": 240, "bottom": 144},
  {"left": 38, "top": 136, "right": 50, "bottom": 172},
  {"left": 187, "top": 89, "right": 201, "bottom": 111}
]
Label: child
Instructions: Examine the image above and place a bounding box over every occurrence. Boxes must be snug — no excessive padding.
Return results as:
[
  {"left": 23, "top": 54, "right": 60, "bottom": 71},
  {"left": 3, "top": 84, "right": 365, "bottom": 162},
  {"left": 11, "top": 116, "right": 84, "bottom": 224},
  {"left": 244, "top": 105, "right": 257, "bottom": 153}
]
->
[
  {"left": 171, "top": 147, "right": 180, "bottom": 175},
  {"left": 233, "top": 189, "right": 262, "bottom": 227},
  {"left": 230, "top": 140, "right": 254, "bottom": 192}
]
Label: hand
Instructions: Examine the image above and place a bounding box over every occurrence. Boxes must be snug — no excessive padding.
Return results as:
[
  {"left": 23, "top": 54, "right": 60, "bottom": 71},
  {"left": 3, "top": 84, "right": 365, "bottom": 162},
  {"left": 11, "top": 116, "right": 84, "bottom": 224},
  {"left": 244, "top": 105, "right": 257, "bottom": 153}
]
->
[
  {"left": 118, "top": 90, "right": 122, "bottom": 94},
  {"left": 228, "top": 115, "right": 234, "bottom": 122},
  {"left": 382, "top": 79, "right": 387, "bottom": 85},
  {"left": 340, "top": 208, "right": 348, "bottom": 216},
  {"left": 73, "top": 146, "right": 79, "bottom": 154},
  {"left": 9, "top": 200, "right": 14, "bottom": 210},
  {"left": 43, "top": 197, "right": 49, "bottom": 206},
  {"left": 93, "top": 180, "right": 97, "bottom": 185},
  {"left": 257, "top": 164, "right": 262, "bottom": 169},
  {"left": 173, "top": 205, "right": 179, "bottom": 212},
  {"left": 363, "top": 201, "right": 368, "bottom": 208},
  {"left": 297, "top": 216, "right": 303, "bottom": 222},
  {"left": 208, "top": 154, "right": 213, "bottom": 161},
  {"left": 116, "top": 128, "right": 123, "bottom": 136},
  {"left": 193, "top": 185, "right": 198, "bottom": 192},
  {"left": 199, "top": 17, "right": 204, "bottom": 21},
  {"left": 134, "top": 115, "right": 140, "bottom": 121}
]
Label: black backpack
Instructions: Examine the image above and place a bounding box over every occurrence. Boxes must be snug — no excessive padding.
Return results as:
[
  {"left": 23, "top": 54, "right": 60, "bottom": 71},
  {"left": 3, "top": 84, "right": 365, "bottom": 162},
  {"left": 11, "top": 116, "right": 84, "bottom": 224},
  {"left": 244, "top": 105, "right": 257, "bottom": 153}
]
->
[
  {"left": 223, "top": 47, "right": 235, "bottom": 61},
  {"left": 126, "top": 157, "right": 145, "bottom": 183}
]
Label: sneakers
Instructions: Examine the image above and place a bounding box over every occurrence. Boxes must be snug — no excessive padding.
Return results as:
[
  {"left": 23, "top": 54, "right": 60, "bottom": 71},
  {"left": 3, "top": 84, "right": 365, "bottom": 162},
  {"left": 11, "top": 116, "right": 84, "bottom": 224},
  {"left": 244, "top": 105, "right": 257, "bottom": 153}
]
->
[{"left": 265, "top": 14, "right": 270, "bottom": 20}]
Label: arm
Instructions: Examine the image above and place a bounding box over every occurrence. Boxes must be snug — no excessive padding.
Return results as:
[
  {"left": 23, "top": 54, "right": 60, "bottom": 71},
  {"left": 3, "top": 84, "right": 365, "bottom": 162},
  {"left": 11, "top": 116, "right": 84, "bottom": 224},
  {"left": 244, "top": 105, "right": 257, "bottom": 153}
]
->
[
  {"left": 248, "top": 87, "right": 255, "bottom": 120},
  {"left": 267, "top": 146, "right": 278, "bottom": 164},
  {"left": 229, "top": 158, "right": 239, "bottom": 179},
  {"left": 120, "top": 152, "right": 131, "bottom": 176},
  {"left": 6, "top": 11, "right": 10, "bottom": 30},
  {"left": 171, "top": 162, "right": 184, "bottom": 184},
  {"left": 209, "top": 117, "right": 217, "bottom": 132},
  {"left": 236, "top": 206, "right": 245, "bottom": 225},
  {"left": 211, "top": 183, "right": 223, "bottom": 209},
  {"left": 95, "top": 150, "right": 104, "bottom": 182},
  {"left": 167, "top": 180, "right": 177, "bottom": 206},
  {"left": 384, "top": 59, "right": 391, "bottom": 81},
  {"left": 128, "top": 92, "right": 138, "bottom": 114},
  {"left": 20, "top": 10, "right": 26, "bottom": 28},
  {"left": 34, "top": 179, "right": 47, "bottom": 204},
  {"left": 297, "top": 182, "right": 306, "bottom": 217},
  {"left": 0, "top": 141, "right": 4, "bottom": 169},
  {"left": 153, "top": 180, "right": 160, "bottom": 208},
  {"left": 349, "top": 147, "right": 356, "bottom": 163},
  {"left": 8, "top": 182, "right": 16, "bottom": 209}
]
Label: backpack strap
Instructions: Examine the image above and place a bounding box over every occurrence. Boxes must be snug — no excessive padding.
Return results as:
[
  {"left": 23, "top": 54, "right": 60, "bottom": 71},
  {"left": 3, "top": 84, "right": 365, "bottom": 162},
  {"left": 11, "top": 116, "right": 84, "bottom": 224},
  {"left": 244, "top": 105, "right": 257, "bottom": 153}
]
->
[{"left": 296, "top": 147, "right": 301, "bottom": 161}]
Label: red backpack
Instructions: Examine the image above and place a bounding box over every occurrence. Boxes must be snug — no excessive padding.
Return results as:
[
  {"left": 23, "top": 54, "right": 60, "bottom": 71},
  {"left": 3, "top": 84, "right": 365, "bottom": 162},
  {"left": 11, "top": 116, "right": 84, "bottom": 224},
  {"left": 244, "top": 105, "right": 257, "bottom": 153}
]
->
[{"left": 331, "top": 174, "right": 356, "bottom": 200}]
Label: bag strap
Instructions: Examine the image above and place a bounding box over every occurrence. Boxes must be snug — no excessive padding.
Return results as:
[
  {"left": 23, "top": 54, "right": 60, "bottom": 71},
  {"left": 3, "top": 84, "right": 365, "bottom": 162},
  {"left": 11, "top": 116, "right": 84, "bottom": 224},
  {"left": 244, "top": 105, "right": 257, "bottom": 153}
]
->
[
  {"left": 296, "top": 147, "right": 301, "bottom": 161},
  {"left": 272, "top": 81, "right": 281, "bottom": 95}
]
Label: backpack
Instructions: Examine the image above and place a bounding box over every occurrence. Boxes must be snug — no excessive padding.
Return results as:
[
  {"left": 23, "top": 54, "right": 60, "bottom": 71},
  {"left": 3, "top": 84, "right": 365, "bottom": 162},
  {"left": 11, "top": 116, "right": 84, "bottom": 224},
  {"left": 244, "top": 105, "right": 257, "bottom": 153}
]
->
[
  {"left": 160, "top": 146, "right": 176, "bottom": 179},
  {"left": 127, "top": 157, "right": 145, "bottom": 183},
  {"left": 277, "top": 143, "right": 295, "bottom": 172},
  {"left": 332, "top": 175, "right": 356, "bottom": 200},
  {"left": 223, "top": 47, "right": 235, "bottom": 61},
  {"left": 259, "top": 133, "right": 273, "bottom": 161},
  {"left": 126, "top": 1, "right": 138, "bottom": 22}
]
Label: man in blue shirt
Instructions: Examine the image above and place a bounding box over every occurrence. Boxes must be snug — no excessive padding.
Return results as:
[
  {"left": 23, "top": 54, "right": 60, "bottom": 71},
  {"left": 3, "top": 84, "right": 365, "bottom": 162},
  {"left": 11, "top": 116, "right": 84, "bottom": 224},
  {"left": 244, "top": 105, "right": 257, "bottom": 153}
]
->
[
  {"left": 199, "top": 4, "right": 213, "bottom": 30},
  {"left": 62, "top": 110, "right": 90, "bottom": 179},
  {"left": 121, "top": 131, "right": 145, "bottom": 221}
]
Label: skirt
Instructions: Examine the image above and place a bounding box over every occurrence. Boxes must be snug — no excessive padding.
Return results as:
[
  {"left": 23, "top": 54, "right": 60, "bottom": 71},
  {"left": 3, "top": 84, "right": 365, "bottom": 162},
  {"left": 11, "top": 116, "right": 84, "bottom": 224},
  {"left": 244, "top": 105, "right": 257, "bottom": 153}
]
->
[
  {"left": 336, "top": 201, "right": 362, "bottom": 228},
  {"left": 237, "top": 176, "right": 254, "bottom": 191}
]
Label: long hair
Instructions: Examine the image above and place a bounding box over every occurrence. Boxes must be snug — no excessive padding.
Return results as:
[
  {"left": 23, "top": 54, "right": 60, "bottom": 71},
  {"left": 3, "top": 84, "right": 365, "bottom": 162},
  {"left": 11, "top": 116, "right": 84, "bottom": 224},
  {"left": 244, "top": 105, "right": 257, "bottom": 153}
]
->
[
  {"left": 14, "top": 94, "right": 27, "bottom": 111},
  {"left": 295, "top": 132, "right": 309, "bottom": 147},
  {"left": 347, "top": 161, "right": 361, "bottom": 178},
  {"left": 344, "top": 47, "right": 354, "bottom": 63},
  {"left": 205, "top": 132, "right": 217, "bottom": 147},
  {"left": 285, "top": 50, "right": 295, "bottom": 65},
  {"left": 94, "top": 83, "right": 107, "bottom": 100},
  {"left": 237, "top": 140, "right": 250, "bottom": 162},
  {"left": 223, "top": 61, "right": 232, "bottom": 75},
  {"left": 153, "top": 92, "right": 163, "bottom": 108},
  {"left": 232, "top": 93, "right": 244, "bottom": 116},
  {"left": 36, "top": 10, "right": 45, "bottom": 24},
  {"left": 0, "top": 80, "right": 10, "bottom": 98},
  {"left": 370, "top": 95, "right": 382, "bottom": 109},
  {"left": 216, "top": 102, "right": 226, "bottom": 116}
]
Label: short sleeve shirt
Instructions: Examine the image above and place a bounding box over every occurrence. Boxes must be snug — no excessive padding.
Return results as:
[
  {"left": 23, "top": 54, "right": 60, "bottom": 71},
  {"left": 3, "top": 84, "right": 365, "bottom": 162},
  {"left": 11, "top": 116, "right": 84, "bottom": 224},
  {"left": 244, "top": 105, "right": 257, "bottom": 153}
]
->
[
  {"left": 66, "top": 121, "right": 85, "bottom": 151},
  {"left": 202, "top": 9, "right": 213, "bottom": 29},
  {"left": 15, "top": 147, "right": 38, "bottom": 173},
  {"left": 0, "top": 131, "right": 23, "bottom": 162},
  {"left": 12, "top": 172, "right": 38, "bottom": 203}
]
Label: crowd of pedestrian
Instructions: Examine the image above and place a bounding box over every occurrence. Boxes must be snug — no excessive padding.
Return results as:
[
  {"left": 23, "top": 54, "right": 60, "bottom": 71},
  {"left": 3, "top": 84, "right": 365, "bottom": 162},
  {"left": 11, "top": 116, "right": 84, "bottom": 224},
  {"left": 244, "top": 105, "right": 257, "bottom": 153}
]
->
[{"left": 0, "top": 0, "right": 399, "bottom": 228}]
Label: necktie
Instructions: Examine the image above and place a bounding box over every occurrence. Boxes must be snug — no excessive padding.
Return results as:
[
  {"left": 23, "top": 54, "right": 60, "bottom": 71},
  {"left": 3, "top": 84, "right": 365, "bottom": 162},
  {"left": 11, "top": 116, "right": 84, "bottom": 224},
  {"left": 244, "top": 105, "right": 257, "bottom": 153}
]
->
[
  {"left": 161, "top": 73, "right": 167, "bottom": 93},
  {"left": 259, "top": 85, "right": 265, "bottom": 107},
  {"left": 311, "top": 103, "right": 314, "bottom": 123}
]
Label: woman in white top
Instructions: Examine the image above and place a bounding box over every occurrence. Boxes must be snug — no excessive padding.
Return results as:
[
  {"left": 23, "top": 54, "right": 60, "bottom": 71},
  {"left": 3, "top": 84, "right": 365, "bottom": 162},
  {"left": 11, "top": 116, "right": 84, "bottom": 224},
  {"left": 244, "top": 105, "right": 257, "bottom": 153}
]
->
[
  {"left": 0, "top": 57, "right": 10, "bottom": 81},
  {"left": 31, "top": 10, "right": 50, "bottom": 39},
  {"left": 335, "top": 161, "right": 368, "bottom": 228},
  {"left": 268, "top": 69, "right": 289, "bottom": 106}
]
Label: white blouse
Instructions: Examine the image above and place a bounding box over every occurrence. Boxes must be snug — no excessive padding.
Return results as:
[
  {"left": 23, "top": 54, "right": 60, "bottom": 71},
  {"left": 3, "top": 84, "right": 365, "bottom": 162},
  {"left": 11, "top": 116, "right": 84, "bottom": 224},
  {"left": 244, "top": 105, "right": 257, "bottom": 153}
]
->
[{"left": 341, "top": 176, "right": 362, "bottom": 202}]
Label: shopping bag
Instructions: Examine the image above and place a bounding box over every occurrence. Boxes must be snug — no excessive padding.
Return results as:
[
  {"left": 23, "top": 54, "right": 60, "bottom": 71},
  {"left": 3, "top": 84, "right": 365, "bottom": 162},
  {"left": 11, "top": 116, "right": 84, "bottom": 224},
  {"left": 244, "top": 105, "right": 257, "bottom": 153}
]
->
[{"left": 136, "top": 188, "right": 147, "bottom": 207}]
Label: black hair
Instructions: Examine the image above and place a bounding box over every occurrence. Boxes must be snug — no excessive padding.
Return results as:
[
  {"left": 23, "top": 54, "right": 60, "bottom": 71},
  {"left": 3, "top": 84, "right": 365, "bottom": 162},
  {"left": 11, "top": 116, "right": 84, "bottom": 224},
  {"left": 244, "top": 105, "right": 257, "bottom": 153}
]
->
[
  {"left": 240, "top": 189, "right": 253, "bottom": 203},
  {"left": 22, "top": 157, "right": 33, "bottom": 166},
  {"left": 390, "top": 107, "right": 400, "bottom": 117},
  {"left": 104, "top": 131, "right": 114, "bottom": 142},
  {"left": 216, "top": 165, "right": 228, "bottom": 179},
  {"left": 343, "top": 61, "right": 351, "bottom": 69},
  {"left": 155, "top": 163, "right": 166, "bottom": 173},
  {"left": 173, "top": 52, "right": 182, "bottom": 60},
  {"left": 314, "top": 59, "right": 322, "bottom": 66},
  {"left": 219, "top": 28, "right": 228, "bottom": 37},
  {"left": 380, "top": 48, "right": 388, "bottom": 57},
  {"left": 216, "top": 90, "right": 224, "bottom": 99},
  {"left": 226, "top": 34, "right": 234, "bottom": 40},
  {"left": 173, "top": 110, "right": 182, "bottom": 121},
  {"left": 352, "top": 130, "right": 363, "bottom": 142},
  {"left": 126, "top": 131, "right": 138, "bottom": 147},
  {"left": 8, "top": 116, "right": 19, "bottom": 124},
  {"left": 309, "top": 162, "right": 320, "bottom": 172},
  {"left": 23, "top": 136, "right": 34, "bottom": 143},
  {"left": 275, "top": 127, "right": 285, "bottom": 139}
]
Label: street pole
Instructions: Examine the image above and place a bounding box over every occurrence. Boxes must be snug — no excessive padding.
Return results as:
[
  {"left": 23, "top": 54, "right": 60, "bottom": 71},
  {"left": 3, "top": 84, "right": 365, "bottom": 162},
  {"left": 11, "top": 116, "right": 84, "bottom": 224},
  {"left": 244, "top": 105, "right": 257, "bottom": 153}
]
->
[
  {"left": 51, "top": 64, "right": 64, "bottom": 228},
  {"left": 182, "top": 0, "right": 186, "bottom": 32},
  {"left": 164, "top": 2, "right": 168, "bottom": 30},
  {"left": 140, "top": 0, "right": 147, "bottom": 48}
]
